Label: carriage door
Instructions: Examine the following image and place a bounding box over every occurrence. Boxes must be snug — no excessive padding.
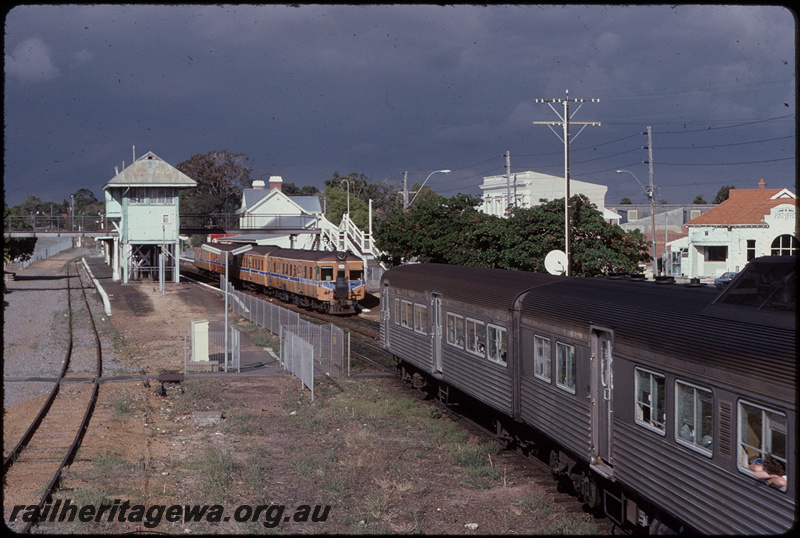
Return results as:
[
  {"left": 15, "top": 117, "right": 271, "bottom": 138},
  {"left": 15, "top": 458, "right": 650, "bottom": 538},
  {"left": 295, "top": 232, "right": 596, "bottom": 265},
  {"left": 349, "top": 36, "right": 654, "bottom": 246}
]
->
[
  {"left": 381, "top": 282, "right": 390, "bottom": 348},
  {"left": 432, "top": 293, "right": 443, "bottom": 373},
  {"left": 591, "top": 327, "right": 614, "bottom": 470}
]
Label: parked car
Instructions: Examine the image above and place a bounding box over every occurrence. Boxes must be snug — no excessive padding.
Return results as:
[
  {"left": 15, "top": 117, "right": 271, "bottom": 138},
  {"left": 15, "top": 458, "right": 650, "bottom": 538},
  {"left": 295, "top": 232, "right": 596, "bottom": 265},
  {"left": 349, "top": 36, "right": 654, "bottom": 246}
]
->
[{"left": 714, "top": 271, "right": 739, "bottom": 289}]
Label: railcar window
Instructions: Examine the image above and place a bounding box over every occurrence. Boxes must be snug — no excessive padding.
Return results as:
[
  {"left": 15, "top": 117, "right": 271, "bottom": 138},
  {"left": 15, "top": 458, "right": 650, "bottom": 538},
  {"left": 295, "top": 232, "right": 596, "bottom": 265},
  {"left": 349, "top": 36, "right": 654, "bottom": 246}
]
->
[
  {"left": 394, "top": 298, "right": 401, "bottom": 325},
  {"left": 320, "top": 266, "right": 334, "bottom": 281},
  {"left": 556, "top": 343, "right": 576, "bottom": 393},
  {"left": 487, "top": 325, "right": 507, "bottom": 366},
  {"left": 635, "top": 368, "right": 666, "bottom": 434},
  {"left": 676, "top": 381, "right": 713, "bottom": 456},
  {"left": 533, "top": 336, "right": 551, "bottom": 382},
  {"left": 446, "top": 313, "right": 465, "bottom": 348},
  {"left": 350, "top": 269, "right": 363, "bottom": 281},
  {"left": 465, "top": 319, "right": 486, "bottom": 357},
  {"left": 738, "top": 401, "right": 787, "bottom": 492},
  {"left": 400, "top": 300, "right": 412, "bottom": 328},
  {"left": 413, "top": 304, "right": 428, "bottom": 334}
]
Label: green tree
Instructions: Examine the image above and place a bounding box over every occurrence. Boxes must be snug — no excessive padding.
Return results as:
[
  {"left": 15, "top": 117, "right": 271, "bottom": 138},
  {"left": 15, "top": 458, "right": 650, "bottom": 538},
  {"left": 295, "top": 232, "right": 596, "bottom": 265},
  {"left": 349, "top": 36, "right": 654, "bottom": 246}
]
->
[
  {"left": 4, "top": 198, "right": 37, "bottom": 265},
  {"left": 282, "top": 182, "right": 320, "bottom": 196},
  {"left": 177, "top": 150, "right": 252, "bottom": 214},
  {"left": 692, "top": 195, "right": 707, "bottom": 204},
  {"left": 69, "top": 188, "right": 100, "bottom": 214},
  {"left": 19, "top": 195, "right": 43, "bottom": 216},
  {"left": 619, "top": 197, "right": 632, "bottom": 204},
  {"left": 375, "top": 194, "right": 650, "bottom": 276},
  {"left": 324, "top": 185, "right": 370, "bottom": 231},
  {"left": 713, "top": 185, "right": 735, "bottom": 204}
]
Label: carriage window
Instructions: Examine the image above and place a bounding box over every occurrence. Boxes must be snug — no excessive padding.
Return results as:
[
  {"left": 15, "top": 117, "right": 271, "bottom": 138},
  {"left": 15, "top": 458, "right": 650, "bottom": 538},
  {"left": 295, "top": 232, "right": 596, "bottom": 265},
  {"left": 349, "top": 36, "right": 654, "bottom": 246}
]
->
[
  {"left": 533, "top": 335, "right": 551, "bottom": 382},
  {"left": 320, "top": 266, "right": 334, "bottom": 281},
  {"left": 413, "top": 304, "right": 427, "bottom": 334},
  {"left": 676, "top": 381, "right": 713, "bottom": 456},
  {"left": 394, "top": 298, "right": 401, "bottom": 325},
  {"left": 556, "top": 343, "right": 576, "bottom": 393},
  {"left": 487, "top": 325, "right": 507, "bottom": 366},
  {"left": 400, "top": 300, "right": 412, "bottom": 328},
  {"left": 635, "top": 368, "right": 666, "bottom": 434},
  {"left": 738, "top": 401, "right": 787, "bottom": 491},
  {"left": 446, "top": 313, "right": 465, "bottom": 348},
  {"left": 465, "top": 319, "right": 486, "bottom": 357},
  {"left": 350, "top": 269, "right": 363, "bottom": 281}
]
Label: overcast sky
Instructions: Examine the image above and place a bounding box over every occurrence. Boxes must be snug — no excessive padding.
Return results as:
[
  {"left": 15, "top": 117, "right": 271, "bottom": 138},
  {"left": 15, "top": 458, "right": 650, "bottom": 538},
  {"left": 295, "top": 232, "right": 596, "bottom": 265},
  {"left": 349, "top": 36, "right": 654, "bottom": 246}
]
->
[{"left": 4, "top": 4, "right": 795, "bottom": 209}]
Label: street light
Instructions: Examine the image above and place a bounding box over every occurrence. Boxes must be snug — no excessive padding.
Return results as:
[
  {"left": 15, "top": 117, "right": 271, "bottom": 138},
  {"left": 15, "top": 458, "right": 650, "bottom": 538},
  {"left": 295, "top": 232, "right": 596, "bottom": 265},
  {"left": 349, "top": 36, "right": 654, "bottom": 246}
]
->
[
  {"left": 339, "top": 179, "right": 350, "bottom": 219},
  {"left": 201, "top": 243, "right": 252, "bottom": 372},
  {"left": 616, "top": 169, "right": 657, "bottom": 277},
  {"left": 408, "top": 169, "right": 451, "bottom": 208}
]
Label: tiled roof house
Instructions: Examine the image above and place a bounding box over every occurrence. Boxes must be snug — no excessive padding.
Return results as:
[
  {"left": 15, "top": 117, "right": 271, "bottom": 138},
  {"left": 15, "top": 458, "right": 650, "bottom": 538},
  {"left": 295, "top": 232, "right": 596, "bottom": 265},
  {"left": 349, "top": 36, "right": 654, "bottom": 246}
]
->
[{"left": 678, "top": 179, "right": 796, "bottom": 279}]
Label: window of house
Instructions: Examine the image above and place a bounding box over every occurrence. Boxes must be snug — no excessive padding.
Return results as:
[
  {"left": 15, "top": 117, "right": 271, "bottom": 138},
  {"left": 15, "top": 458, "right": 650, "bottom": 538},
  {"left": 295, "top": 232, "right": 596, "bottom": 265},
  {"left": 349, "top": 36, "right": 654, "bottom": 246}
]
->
[
  {"left": 413, "top": 303, "right": 428, "bottom": 334},
  {"left": 556, "top": 342, "right": 576, "bottom": 393},
  {"left": 676, "top": 380, "right": 713, "bottom": 455},
  {"left": 628, "top": 209, "right": 639, "bottom": 221},
  {"left": 465, "top": 318, "right": 486, "bottom": 357},
  {"left": 771, "top": 234, "right": 798, "bottom": 256},
  {"left": 446, "top": 313, "right": 465, "bottom": 348},
  {"left": 533, "top": 335, "right": 551, "bottom": 382},
  {"left": 747, "top": 239, "right": 756, "bottom": 261},
  {"left": 487, "top": 325, "right": 507, "bottom": 366},
  {"left": 635, "top": 368, "right": 666, "bottom": 434},
  {"left": 400, "top": 300, "right": 412, "bottom": 328},
  {"left": 738, "top": 401, "right": 787, "bottom": 491},
  {"left": 705, "top": 246, "right": 727, "bottom": 262}
]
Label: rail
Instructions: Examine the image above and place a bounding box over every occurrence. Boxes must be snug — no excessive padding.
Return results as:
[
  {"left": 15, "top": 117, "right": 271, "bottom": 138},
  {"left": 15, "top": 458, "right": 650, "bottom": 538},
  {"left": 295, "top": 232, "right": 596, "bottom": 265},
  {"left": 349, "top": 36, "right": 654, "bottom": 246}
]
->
[{"left": 4, "top": 215, "right": 111, "bottom": 237}]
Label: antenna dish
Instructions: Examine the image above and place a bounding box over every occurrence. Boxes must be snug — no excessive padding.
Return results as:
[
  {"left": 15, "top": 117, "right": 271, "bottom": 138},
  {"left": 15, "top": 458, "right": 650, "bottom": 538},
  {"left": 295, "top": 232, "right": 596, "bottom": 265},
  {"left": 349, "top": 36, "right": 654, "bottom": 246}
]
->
[{"left": 544, "top": 250, "right": 568, "bottom": 276}]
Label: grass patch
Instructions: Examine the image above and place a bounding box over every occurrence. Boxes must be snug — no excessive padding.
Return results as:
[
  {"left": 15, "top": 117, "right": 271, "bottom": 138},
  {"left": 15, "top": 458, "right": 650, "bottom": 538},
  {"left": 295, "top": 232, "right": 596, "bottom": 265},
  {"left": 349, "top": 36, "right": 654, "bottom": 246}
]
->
[{"left": 192, "top": 446, "right": 237, "bottom": 496}]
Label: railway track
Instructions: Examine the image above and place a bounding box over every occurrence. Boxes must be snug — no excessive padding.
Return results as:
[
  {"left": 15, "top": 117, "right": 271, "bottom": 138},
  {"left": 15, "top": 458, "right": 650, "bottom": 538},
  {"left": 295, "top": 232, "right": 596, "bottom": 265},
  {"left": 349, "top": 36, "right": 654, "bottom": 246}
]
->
[{"left": 3, "top": 262, "right": 104, "bottom": 533}]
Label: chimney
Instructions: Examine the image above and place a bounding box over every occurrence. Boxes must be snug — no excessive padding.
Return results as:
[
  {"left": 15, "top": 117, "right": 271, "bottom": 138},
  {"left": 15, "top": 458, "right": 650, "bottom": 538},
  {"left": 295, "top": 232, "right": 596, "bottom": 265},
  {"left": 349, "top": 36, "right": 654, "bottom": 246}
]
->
[
  {"left": 269, "top": 175, "right": 283, "bottom": 192},
  {"left": 252, "top": 180, "right": 265, "bottom": 190},
  {"left": 758, "top": 178, "right": 766, "bottom": 189}
]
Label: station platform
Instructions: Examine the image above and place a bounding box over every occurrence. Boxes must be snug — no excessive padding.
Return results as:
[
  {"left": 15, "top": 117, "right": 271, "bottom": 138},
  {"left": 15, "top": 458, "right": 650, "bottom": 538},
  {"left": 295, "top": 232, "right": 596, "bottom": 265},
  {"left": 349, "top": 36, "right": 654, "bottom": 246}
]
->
[{"left": 82, "top": 253, "right": 283, "bottom": 376}]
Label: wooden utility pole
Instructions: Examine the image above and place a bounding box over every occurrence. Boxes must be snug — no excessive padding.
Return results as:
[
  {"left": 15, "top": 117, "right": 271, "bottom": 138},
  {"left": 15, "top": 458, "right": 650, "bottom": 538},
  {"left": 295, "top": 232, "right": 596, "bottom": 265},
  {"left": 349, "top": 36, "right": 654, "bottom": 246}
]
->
[{"left": 533, "top": 90, "right": 600, "bottom": 276}]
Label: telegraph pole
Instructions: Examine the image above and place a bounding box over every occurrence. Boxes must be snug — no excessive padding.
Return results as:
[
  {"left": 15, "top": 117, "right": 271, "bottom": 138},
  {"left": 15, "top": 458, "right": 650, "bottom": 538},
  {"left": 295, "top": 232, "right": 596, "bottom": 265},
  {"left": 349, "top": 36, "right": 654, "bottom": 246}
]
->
[
  {"left": 643, "top": 126, "right": 657, "bottom": 276},
  {"left": 504, "top": 151, "right": 511, "bottom": 211},
  {"left": 533, "top": 90, "right": 600, "bottom": 276}
]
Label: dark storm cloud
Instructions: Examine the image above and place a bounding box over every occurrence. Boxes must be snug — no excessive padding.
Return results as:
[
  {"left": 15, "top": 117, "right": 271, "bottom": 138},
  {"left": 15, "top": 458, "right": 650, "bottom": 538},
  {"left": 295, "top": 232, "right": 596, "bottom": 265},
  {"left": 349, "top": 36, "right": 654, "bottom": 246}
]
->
[{"left": 4, "top": 4, "right": 795, "bottom": 207}]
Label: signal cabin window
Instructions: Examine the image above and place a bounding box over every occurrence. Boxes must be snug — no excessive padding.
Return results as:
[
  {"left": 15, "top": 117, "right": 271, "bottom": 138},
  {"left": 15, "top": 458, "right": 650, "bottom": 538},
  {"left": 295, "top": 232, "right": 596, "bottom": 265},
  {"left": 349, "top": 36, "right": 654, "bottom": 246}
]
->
[
  {"left": 635, "top": 368, "right": 666, "bottom": 434},
  {"left": 465, "top": 318, "right": 486, "bottom": 357},
  {"left": 533, "top": 335, "right": 551, "bottom": 382},
  {"left": 676, "top": 381, "right": 713, "bottom": 456},
  {"left": 556, "top": 343, "right": 576, "bottom": 393},
  {"left": 738, "top": 401, "right": 787, "bottom": 492},
  {"left": 413, "top": 304, "right": 428, "bottom": 334},
  {"left": 487, "top": 325, "right": 507, "bottom": 366},
  {"left": 320, "top": 266, "right": 334, "bottom": 281},
  {"left": 400, "top": 300, "right": 412, "bottom": 328},
  {"left": 446, "top": 313, "right": 465, "bottom": 348}
]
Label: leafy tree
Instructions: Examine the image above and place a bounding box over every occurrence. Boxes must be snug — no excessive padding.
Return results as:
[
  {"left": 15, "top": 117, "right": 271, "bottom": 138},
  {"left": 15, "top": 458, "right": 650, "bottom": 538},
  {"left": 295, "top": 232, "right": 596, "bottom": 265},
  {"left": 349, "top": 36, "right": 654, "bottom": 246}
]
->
[
  {"left": 375, "top": 193, "right": 650, "bottom": 276},
  {"left": 619, "top": 197, "right": 632, "bottom": 205},
  {"left": 282, "top": 182, "right": 320, "bottom": 196},
  {"left": 177, "top": 150, "right": 252, "bottom": 214},
  {"left": 4, "top": 199, "right": 37, "bottom": 266},
  {"left": 692, "top": 195, "right": 707, "bottom": 204},
  {"left": 324, "top": 185, "right": 370, "bottom": 230},
  {"left": 713, "top": 185, "right": 735, "bottom": 204},
  {"left": 19, "top": 195, "right": 43, "bottom": 216}
]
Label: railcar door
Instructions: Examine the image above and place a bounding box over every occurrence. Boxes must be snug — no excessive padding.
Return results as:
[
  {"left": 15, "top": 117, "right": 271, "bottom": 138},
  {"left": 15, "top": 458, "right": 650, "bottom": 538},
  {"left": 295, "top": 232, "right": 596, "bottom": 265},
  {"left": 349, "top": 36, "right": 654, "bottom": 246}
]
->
[
  {"left": 590, "top": 327, "right": 615, "bottom": 473},
  {"left": 381, "top": 282, "right": 390, "bottom": 348},
  {"left": 432, "top": 293, "right": 442, "bottom": 373}
]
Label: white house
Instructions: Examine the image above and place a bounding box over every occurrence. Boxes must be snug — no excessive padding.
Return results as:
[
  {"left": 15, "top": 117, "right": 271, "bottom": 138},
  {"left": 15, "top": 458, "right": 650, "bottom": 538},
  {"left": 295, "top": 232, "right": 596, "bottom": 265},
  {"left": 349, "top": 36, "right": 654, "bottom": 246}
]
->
[
  {"left": 479, "top": 170, "right": 615, "bottom": 220},
  {"left": 234, "top": 176, "right": 323, "bottom": 249},
  {"left": 678, "top": 179, "right": 796, "bottom": 279}
]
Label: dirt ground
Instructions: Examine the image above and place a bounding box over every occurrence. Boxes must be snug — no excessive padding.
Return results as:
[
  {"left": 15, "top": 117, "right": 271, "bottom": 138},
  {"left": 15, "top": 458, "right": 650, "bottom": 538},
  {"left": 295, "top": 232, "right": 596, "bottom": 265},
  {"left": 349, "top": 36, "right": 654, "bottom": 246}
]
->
[{"left": 5, "top": 257, "right": 606, "bottom": 535}]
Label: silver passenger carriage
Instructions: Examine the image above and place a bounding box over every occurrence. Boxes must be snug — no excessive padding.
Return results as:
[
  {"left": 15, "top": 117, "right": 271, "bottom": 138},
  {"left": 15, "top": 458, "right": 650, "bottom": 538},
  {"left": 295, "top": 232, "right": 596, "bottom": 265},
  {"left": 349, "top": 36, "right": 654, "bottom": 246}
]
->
[{"left": 380, "top": 257, "right": 795, "bottom": 534}]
